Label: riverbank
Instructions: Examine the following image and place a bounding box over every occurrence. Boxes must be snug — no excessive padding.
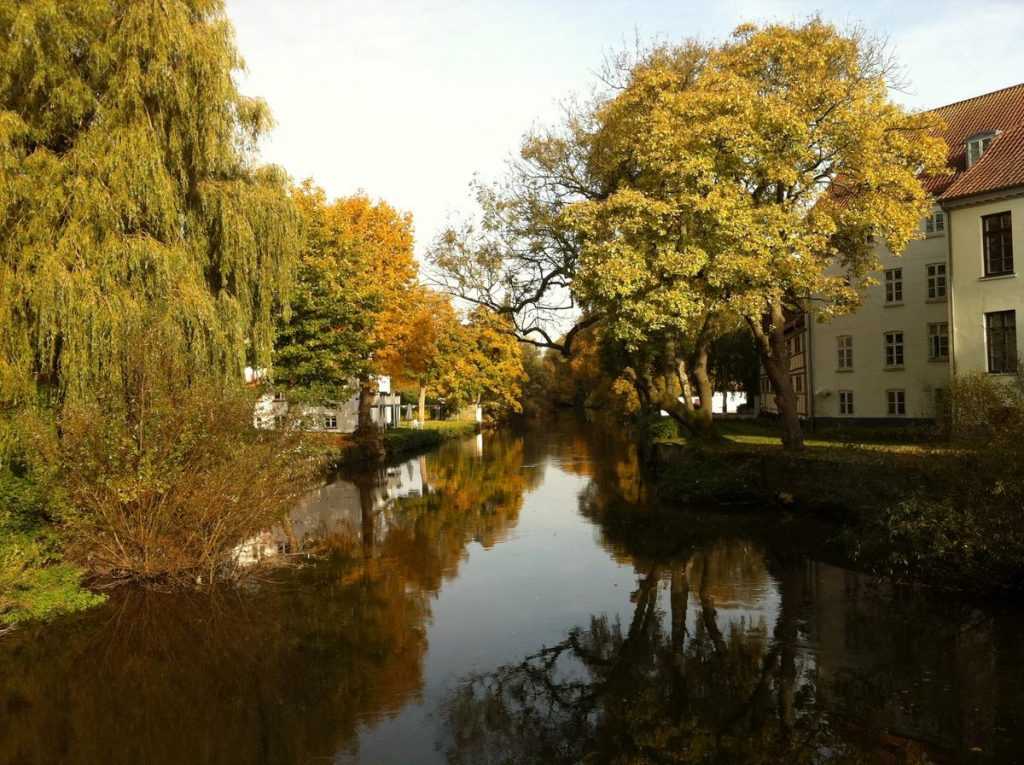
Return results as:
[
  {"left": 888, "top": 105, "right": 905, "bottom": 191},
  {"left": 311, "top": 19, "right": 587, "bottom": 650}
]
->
[
  {"left": 652, "top": 421, "right": 944, "bottom": 517},
  {"left": 328, "top": 419, "right": 482, "bottom": 467},
  {"left": 651, "top": 418, "right": 1024, "bottom": 595}
]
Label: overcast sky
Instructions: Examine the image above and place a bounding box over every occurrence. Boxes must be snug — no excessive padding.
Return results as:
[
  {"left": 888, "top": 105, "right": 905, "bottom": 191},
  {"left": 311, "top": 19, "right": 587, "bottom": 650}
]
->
[{"left": 226, "top": 0, "right": 1024, "bottom": 260}]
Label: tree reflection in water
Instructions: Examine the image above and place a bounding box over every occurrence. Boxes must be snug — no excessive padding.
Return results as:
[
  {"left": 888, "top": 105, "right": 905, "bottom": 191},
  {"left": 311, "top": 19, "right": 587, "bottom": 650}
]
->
[
  {"left": 440, "top": 423, "right": 1021, "bottom": 765},
  {"left": 441, "top": 541, "right": 875, "bottom": 765},
  {"left": 0, "top": 433, "right": 531, "bottom": 765},
  {"left": 2, "top": 423, "right": 1024, "bottom": 764}
]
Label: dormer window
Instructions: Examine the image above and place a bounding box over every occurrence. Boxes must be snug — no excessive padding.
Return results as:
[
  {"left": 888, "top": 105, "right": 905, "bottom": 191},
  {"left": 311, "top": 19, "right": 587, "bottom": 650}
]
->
[{"left": 966, "top": 132, "right": 996, "bottom": 167}]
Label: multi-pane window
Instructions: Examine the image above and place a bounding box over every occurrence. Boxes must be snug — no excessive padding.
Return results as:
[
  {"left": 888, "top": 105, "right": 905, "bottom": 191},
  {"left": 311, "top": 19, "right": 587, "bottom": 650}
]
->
[
  {"left": 885, "top": 268, "right": 903, "bottom": 303},
  {"left": 967, "top": 134, "right": 994, "bottom": 167},
  {"left": 792, "top": 374, "right": 804, "bottom": 394},
  {"left": 887, "top": 390, "right": 906, "bottom": 416},
  {"left": 837, "top": 335, "right": 853, "bottom": 370},
  {"left": 324, "top": 415, "right": 338, "bottom": 430},
  {"left": 928, "top": 323, "right": 949, "bottom": 361},
  {"left": 839, "top": 390, "right": 854, "bottom": 416},
  {"left": 986, "top": 310, "right": 1018, "bottom": 374},
  {"left": 273, "top": 391, "right": 286, "bottom": 402},
  {"left": 983, "top": 212, "right": 1013, "bottom": 276},
  {"left": 884, "top": 331, "right": 904, "bottom": 367},
  {"left": 925, "top": 212, "right": 945, "bottom": 235},
  {"left": 927, "top": 263, "right": 947, "bottom": 299}
]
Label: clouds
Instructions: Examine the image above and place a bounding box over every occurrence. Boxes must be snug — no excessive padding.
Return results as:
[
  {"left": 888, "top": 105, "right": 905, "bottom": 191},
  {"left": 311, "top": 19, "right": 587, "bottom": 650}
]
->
[{"left": 225, "top": 1, "right": 1024, "bottom": 260}]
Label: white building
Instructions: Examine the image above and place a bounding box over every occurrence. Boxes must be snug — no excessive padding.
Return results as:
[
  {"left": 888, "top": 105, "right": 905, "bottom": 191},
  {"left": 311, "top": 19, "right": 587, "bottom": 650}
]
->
[
  {"left": 762, "top": 83, "right": 1024, "bottom": 423},
  {"left": 254, "top": 375, "right": 403, "bottom": 433}
]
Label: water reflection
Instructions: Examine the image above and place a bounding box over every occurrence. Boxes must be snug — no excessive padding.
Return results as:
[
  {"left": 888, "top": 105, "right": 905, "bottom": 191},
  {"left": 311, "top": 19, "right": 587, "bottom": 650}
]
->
[{"left": 1, "top": 421, "right": 1023, "bottom": 764}]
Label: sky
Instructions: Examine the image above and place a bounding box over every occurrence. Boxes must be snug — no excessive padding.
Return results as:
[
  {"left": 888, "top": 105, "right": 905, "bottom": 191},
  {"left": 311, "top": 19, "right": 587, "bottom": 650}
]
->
[{"left": 225, "top": 0, "right": 1024, "bottom": 259}]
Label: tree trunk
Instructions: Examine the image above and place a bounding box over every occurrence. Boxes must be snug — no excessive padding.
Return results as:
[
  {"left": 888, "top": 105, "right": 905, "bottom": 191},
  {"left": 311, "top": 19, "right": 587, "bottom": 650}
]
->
[
  {"left": 747, "top": 299, "right": 804, "bottom": 451},
  {"left": 355, "top": 375, "right": 384, "bottom": 459},
  {"left": 691, "top": 340, "right": 715, "bottom": 434},
  {"left": 418, "top": 383, "right": 426, "bottom": 424},
  {"left": 676, "top": 360, "right": 696, "bottom": 413},
  {"left": 656, "top": 368, "right": 720, "bottom": 444}
]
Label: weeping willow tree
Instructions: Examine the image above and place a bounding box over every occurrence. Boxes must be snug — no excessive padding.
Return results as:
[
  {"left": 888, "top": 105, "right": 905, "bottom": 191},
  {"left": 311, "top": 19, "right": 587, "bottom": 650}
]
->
[
  {"left": 0, "top": 3, "right": 314, "bottom": 598},
  {"left": 0, "top": 0, "right": 300, "bottom": 410}
]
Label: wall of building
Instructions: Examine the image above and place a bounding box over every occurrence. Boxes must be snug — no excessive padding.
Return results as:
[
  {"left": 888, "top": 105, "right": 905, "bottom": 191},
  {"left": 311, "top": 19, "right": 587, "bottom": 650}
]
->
[
  {"left": 810, "top": 216, "right": 952, "bottom": 420},
  {"left": 254, "top": 390, "right": 402, "bottom": 433},
  {"left": 948, "top": 192, "right": 1024, "bottom": 377}
]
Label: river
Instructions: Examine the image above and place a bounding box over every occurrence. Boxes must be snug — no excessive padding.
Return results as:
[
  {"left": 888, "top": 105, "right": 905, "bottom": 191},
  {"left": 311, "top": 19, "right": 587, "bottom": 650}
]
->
[{"left": 2, "top": 419, "right": 1023, "bottom": 764}]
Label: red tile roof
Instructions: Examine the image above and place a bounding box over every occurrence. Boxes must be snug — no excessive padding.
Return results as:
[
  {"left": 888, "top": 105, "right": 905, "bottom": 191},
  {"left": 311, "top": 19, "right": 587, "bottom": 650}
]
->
[{"left": 926, "top": 83, "right": 1024, "bottom": 201}]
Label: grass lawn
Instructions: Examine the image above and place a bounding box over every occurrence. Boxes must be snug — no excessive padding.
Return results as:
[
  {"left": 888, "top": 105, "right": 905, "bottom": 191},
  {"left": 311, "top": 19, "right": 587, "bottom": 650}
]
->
[
  {"left": 652, "top": 416, "right": 962, "bottom": 517},
  {"left": 420, "top": 419, "right": 481, "bottom": 436},
  {"left": 657, "top": 418, "right": 950, "bottom": 459}
]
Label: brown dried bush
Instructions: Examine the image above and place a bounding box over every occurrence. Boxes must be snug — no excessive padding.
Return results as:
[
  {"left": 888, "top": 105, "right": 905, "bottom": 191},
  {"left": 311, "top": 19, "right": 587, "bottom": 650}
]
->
[{"left": 49, "top": 345, "right": 322, "bottom": 586}]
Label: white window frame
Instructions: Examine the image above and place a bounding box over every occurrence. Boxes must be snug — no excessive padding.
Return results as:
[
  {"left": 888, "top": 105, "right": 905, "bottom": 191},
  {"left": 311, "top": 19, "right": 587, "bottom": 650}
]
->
[
  {"left": 839, "top": 390, "right": 854, "bottom": 416},
  {"left": 885, "top": 268, "right": 903, "bottom": 304},
  {"left": 324, "top": 415, "right": 338, "bottom": 430},
  {"left": 928, "top": 322, "right": 949, "bottom": 361},
  {"left": 924, "top": 212, "right": 945, "bottom": 235},
  {"left": 837, "top": 335, "right": 853, "bottom": 370},
  {"left": 967, "top": 134, "right": 994, "bottom": 167},
  {"left": 884, "top": 331, "right": 905, "bottom": 368},
  {"left": 926, "top": 263, "right": 947, "bottom": 300},
  {"left": 887, "top": 389, "right": 906, "bottom": 416}
]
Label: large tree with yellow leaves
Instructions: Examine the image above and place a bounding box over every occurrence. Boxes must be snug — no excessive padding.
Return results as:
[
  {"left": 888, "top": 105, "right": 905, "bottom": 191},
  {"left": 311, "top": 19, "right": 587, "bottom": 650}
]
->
[{"left": 569, "top": 20, "right": 948, "bottom": 449}]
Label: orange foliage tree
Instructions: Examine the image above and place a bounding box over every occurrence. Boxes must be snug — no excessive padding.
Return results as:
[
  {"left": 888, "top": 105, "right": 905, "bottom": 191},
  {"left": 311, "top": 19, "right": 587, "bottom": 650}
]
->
[
  {"left": 328, "top": 194, "right": 418, "bottom": 447},
  {"left": 387, "top": 287, "right": 463, "bottom": 422}
]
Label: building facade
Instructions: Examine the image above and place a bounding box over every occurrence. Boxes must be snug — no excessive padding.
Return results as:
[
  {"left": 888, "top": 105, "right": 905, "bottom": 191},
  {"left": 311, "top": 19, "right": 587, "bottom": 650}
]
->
[
  {"left": 762, "top": 83, "right": 1024, "bottom": 422},
  {"left": 254, "top": 375, "right": 403, "bottom": 433}
]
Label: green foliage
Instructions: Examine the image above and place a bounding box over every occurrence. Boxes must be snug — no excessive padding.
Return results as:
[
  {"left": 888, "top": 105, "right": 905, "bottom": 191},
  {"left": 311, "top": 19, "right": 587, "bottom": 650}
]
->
[
  {"left": 332, "top": 421, "right": 480, "bottom": 467},
  {"left": 434, "top": 309, "right": 527, "bottom": 419},
  {"left": 570, "top": 22, "right": 948, "bottom": 342},
  {"left": 519, "top": 344, "right": 555, "bottom": 418},
  {"left": 0, "top": 0, "right": 300, "bottom": 407},
  {"left": 273, "top": 183, "right": 378, "bottom": 403},
  {"left": 1, "top": 470, "right": 103, "bottom": 628},
  {"left": 856, "top": 374, "right": 1024, "bottom": 590},
  {"left": 639, "top": 413, "right": 682, "bottom": 442}
]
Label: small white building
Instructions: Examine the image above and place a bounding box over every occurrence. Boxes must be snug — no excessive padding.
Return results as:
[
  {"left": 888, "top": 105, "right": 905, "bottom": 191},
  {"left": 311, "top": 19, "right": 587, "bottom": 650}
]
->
[{"left": 253, "top": 376, "right": 403, "bottom": 434}]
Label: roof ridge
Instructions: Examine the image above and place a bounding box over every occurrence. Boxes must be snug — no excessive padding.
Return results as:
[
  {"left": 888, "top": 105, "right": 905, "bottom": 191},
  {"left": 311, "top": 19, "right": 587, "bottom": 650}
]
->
[{"left": 924, "top": 82, "right": 1024, "bottom": 115}]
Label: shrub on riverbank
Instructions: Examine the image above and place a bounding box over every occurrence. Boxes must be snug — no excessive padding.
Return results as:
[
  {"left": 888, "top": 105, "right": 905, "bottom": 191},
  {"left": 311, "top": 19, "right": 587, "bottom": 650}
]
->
[
  {"left": 853, "top": 374, "right": 1024, "bottom": 590},
  {"left": 0, "top": 471, "right": 103, "bottom": 629},
  {"left": 4, "top": 342, "right": 323, "bottom": 591},
  {"left": 55, "top": 383, "right": 319, "bottom": 585}
]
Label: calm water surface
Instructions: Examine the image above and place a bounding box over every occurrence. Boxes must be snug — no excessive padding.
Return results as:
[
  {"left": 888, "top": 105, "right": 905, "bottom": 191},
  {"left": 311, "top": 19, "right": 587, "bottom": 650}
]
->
[{"left": 3, "top": 420, "right": 1024, "bottom": 764}]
